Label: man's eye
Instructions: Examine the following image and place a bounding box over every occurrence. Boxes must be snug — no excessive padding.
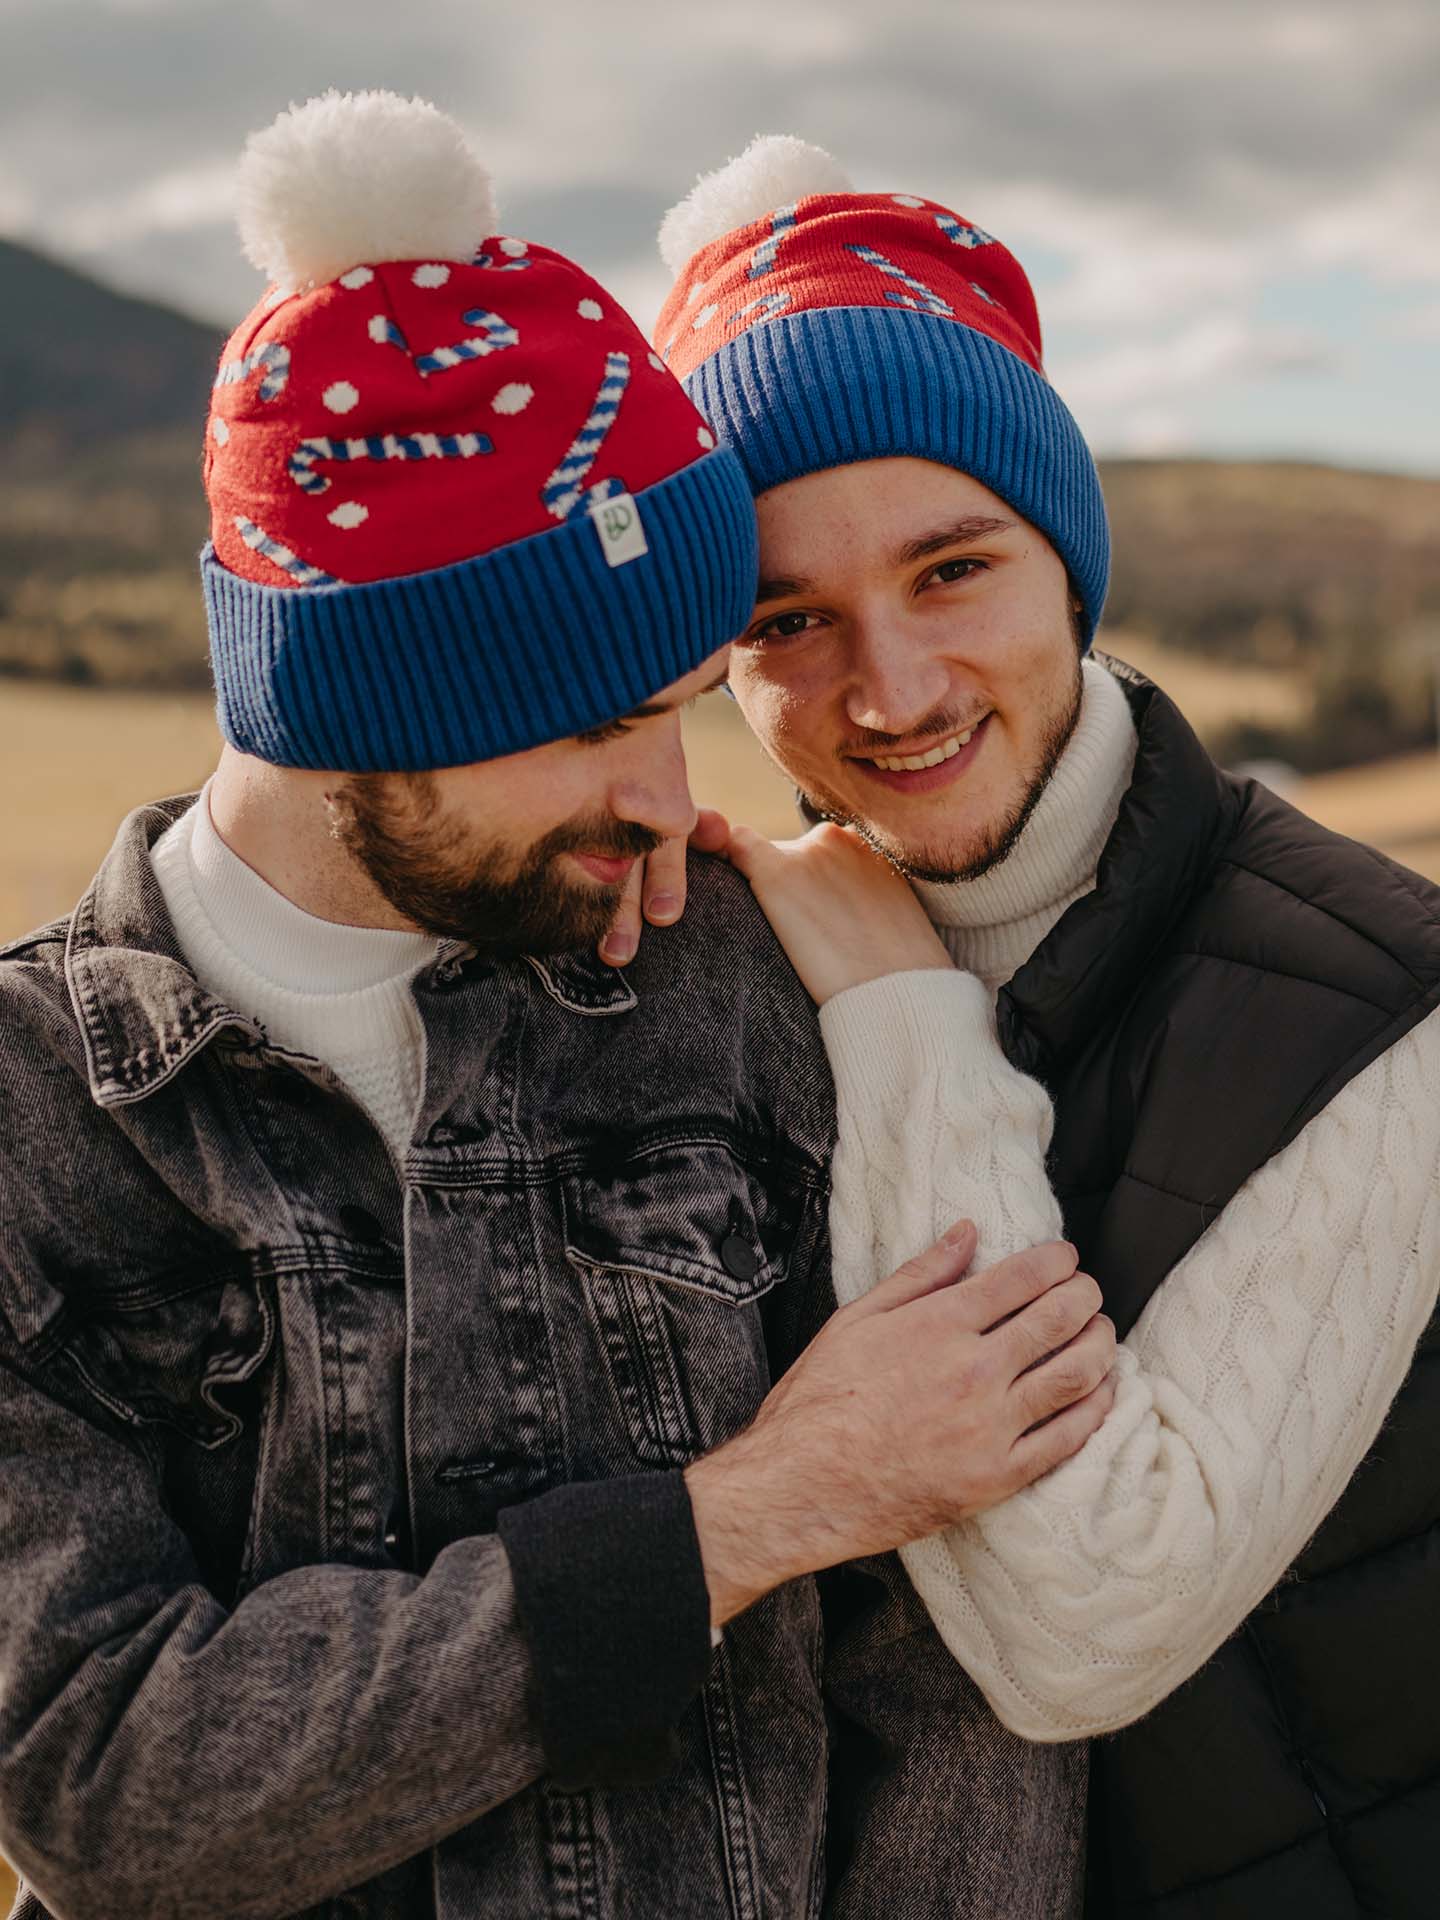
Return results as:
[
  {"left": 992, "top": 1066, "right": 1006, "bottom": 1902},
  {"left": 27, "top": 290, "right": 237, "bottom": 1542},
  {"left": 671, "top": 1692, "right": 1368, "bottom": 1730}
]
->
[
  {"left": 929, "top": 557, "right": 987, "bottom": 585},
  {"left": 576, "top": 718, "right": 631, "bottom": 745},
  {"left": 748, "top": 609, "right": 820, "bottom": 645}
]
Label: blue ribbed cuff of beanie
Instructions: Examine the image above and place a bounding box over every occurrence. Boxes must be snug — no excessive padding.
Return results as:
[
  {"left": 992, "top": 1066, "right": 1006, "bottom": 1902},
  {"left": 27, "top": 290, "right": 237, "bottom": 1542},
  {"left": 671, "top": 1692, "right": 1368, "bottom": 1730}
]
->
[
  {"left": 202, "top": 449, "right": 758, "bottom": 772},
  {"left": 686, "top": 307, "right": 1109, "bottom": 648}
]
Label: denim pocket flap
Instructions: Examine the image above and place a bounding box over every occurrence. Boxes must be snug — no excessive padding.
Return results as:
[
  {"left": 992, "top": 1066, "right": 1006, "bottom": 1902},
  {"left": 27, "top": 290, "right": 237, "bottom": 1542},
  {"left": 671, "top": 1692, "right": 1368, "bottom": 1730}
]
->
[
  {"left": 62, "top": 1264, "right": 275, "bottom": 1449},
  {"left": 562, "top": 1140, "right": 789, "bottom": 1305}
]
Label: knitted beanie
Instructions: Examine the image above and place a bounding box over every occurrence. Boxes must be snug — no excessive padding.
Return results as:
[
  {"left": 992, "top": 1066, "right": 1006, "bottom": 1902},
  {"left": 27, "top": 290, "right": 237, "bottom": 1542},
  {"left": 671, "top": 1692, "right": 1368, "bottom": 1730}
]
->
[
  {"left": 203, "top": 91, "right": 756, "bottom": 772},
  {"left": 655, "top": 136, "right": 1108, "bottom": 647}
]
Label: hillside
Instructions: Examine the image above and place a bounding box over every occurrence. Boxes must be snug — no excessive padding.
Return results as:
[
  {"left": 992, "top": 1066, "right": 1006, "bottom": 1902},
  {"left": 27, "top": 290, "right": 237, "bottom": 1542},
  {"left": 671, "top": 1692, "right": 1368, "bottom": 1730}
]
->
[
  {"left": 0, "top": 236, "right": 223, "bottom": 443},
  {"left": 0, "top": 241, "right": 1437, "bottom": 767}
]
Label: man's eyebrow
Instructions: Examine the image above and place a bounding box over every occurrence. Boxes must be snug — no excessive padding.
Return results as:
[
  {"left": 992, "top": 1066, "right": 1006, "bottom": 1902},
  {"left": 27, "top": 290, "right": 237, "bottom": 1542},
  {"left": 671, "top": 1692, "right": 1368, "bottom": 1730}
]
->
[
  {"left": 754, "top": 519, "right": 1015, "bottom": 605},
  {"left": 623, "top": 665, "right": 731, "bottom": 719},
  {"left": 893, "top": 517, "right": 1015, "bottom": 566},
  {"left": 754, "top": 573, "right": 815, "bottom": 606}
]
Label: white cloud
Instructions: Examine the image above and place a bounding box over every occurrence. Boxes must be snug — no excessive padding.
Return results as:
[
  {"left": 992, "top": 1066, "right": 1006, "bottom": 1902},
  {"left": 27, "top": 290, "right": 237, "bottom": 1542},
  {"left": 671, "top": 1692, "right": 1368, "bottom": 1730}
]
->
[
  {"left": 49, "top": 158, "right": 235, "bottom": 252},
  {"left": 1053, "top": 315, "right": 1334, "bottom": 452}
]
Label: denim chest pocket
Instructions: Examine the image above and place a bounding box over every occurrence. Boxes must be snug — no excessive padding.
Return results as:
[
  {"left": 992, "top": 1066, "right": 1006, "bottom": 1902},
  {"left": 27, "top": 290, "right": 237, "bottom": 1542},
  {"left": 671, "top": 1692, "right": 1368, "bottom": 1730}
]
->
[
  {"left": 59, "top": 1263, "right": 275, "bottom": 1451},
  {"left": 562, "top": 1141, "right": 802, "bottom": 1466}
]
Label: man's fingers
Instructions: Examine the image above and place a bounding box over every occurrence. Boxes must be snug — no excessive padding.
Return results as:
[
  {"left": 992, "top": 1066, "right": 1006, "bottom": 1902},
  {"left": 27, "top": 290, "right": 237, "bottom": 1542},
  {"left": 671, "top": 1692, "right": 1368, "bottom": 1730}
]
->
[
  {"left": 1014, "top": 1314, "right": 1116, "bottom": 1428},
  {"left": 998, "top": 1270, "right": 1104, "bottom": 1374},
  {"left": 859, "top": 1221, "right": 979, "bottom": 1314},
  {"left": 642, "top": 833, "right": 689, "bottom": 927},
  {"left": 689, "top": 807, "right": 731, "bottom": 855},
  {"left": 718, "top": 821, "right": 776, "bottom": 881},
  {"left": 1010, "top": 1370, "right": 1118, "bottom": 1483},
  {"left": 960, "top": 1241, "right": 1080, "bottom": 1331},
  {"left": 598, "top": 861, "right": 644, "bottom": 966}
]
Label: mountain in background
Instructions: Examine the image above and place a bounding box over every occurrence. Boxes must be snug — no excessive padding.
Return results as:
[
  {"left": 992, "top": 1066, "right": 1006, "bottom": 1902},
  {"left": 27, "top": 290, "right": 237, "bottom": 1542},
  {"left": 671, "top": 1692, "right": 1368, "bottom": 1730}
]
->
[
  {"left": 1, "top": 239, "right": 1437, "bottom": 769},
  {"left": 0, "top": 237, "right": 223, "bottom": 442}
]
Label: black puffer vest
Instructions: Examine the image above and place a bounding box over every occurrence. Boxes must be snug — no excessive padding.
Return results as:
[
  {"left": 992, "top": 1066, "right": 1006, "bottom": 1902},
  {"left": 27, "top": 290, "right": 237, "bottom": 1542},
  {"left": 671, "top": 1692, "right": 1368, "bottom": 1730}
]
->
[{"left": 996, "top": 659, "right": 1440, "bottom": 1919}]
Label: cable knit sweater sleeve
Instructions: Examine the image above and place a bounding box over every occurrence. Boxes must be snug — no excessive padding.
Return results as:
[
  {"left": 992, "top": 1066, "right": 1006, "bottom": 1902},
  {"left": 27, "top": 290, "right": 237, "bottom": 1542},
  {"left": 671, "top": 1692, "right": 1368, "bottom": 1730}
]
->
[{"left": 821, "top": 970, "right": 1440, "bottom": 1741}]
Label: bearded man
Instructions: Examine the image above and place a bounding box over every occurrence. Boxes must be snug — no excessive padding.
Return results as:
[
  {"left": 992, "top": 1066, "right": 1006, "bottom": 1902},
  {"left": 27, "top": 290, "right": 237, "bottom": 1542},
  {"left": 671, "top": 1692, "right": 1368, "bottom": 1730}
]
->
[
  {"left": 637, "top": 137, "right": 1440, "bottom": 1920},
  {"left": 0, "top": 99, "right": 1121, "bottom": 1920}
]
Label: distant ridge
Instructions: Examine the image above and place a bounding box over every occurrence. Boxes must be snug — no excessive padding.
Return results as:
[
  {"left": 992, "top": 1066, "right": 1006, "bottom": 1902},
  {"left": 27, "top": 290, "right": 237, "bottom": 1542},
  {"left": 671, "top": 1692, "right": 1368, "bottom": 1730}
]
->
[{"left": 0, "top": 236, "right": 223, "bottom": 442}]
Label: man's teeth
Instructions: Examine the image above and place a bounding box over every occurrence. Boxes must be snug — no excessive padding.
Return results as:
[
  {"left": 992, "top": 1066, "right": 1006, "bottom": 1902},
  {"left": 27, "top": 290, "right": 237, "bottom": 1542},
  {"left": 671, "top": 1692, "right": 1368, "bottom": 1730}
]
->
[{"left": 869, "top": 725, "right": 976, "bottom": 773}]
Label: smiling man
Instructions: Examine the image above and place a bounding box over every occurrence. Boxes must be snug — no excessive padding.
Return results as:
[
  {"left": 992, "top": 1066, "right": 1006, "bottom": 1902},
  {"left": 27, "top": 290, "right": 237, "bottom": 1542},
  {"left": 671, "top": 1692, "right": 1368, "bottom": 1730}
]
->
[{"left": 653, "top": 138, "right": 1440, "bottom": 1919}]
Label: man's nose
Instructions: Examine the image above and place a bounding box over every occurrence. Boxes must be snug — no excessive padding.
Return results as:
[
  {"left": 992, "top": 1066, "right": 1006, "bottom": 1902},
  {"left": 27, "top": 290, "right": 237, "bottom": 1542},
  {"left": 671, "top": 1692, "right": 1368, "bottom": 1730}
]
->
[
  {"left": 844, "top": 620, "right": 952, "bottom": 738},
  {"left": 609, "top": 721, "right": 699, "bottom": 843}
]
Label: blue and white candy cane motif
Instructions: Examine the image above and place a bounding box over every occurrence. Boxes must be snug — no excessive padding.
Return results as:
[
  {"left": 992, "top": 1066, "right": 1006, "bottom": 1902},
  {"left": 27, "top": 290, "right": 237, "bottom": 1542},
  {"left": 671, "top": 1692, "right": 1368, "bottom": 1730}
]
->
[
  {"left": 731, "top": 291, "right": 792, "bottom": 327},
  {"left": 845, "top": 244, "right": 954, "bottom": 317},
  {"left": 214, "top": 342, "right": 291, "bottom": 403},
  {"left": 934, "top": 213, "right": 996, "bottom": 250},
  {"left": 748, "top": 203, "right": 797, "bottom": 279},
  {"left": 234, "top": 516, "right": 341, "bottom": 587},
  {"left": 289, "top": 430, "right": 493, "bottom": 498},
  {"left": 541, "top": 351, "right": 631, "bottom": 521},
  {"left": 371, "top": 308, "right": 518, "bottom": 377}
]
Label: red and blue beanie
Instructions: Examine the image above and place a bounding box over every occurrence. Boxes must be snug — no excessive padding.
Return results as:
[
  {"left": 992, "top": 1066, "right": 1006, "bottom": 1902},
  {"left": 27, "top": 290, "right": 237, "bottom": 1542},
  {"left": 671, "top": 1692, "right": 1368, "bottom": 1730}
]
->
[
  {"left": 654, "top": 136, "right": 1108, "bottom": 648},
  {"left": 203, "top": 91, "right": 756, "bottom": 772}
]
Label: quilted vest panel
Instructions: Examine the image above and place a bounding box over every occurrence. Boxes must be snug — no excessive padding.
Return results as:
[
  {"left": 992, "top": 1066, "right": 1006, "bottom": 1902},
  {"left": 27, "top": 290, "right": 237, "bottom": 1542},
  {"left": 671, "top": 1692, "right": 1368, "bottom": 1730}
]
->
[{"left": 996, "top": 662, "right": 1440, "bottom": 1917}]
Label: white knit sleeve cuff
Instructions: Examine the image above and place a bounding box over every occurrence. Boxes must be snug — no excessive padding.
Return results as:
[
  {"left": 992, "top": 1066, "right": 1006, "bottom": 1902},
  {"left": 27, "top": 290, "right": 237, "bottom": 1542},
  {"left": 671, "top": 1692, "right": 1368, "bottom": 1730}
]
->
[{"left": 819, "top": 968, "right": 1000, "bottom": 1115}]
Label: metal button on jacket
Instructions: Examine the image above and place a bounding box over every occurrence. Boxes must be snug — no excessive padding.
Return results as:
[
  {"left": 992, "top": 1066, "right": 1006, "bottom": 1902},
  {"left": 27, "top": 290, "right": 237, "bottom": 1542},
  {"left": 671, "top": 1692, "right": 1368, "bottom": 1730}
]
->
[
  {"left": 719, "top": 1232, "right": 759, "bottom": 1282},
  {"left": 339, "top": 1204, "right": 387, "bottom": 1246}
]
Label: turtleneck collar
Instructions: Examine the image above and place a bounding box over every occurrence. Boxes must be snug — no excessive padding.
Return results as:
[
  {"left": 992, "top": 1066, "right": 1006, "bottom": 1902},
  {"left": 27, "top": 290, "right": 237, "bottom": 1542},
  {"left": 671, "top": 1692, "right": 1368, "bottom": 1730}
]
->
[
  {"left": 181, "top": 781, "right": 438, "bottom": 997},
  {"left": 912, "top": 656, "right": 1139, "bottom": 991}
]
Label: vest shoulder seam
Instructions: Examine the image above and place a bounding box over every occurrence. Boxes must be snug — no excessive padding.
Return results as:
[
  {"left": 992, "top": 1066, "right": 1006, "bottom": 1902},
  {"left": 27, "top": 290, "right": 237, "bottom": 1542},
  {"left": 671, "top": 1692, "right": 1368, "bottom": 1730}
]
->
[
  {"left": 1215, "top": 845, "right": 1440, "bottom": 993},
  {"left": 1164, "top": 946, "right": 1397, "bottom": 1015}
]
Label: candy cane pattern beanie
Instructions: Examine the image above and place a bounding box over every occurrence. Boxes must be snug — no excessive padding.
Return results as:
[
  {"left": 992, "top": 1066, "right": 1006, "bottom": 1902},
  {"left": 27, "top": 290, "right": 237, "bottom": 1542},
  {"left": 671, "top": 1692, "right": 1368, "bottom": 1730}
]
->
[
  {"left": 203, "top": 91, "right": 756, "bottom": 772},
  {"left": 654, "top": 136, "right": 1109, "bottom": 647}
]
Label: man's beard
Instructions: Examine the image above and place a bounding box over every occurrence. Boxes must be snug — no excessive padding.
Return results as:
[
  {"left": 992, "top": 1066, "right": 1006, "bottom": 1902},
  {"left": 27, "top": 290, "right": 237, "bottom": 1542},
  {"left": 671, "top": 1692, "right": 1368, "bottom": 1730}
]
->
[
  {"left": 329, "top": 772, "right": 661, "bottom": 959},
  {"left": 799, "top": 662, "right": 1085, "bottom": 885}
]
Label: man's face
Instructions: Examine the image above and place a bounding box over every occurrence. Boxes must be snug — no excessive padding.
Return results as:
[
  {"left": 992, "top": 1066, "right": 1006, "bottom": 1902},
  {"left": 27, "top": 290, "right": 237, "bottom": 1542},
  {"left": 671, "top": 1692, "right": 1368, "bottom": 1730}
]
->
[
  {"left": 729, "top": 458, "right": 1084, "bottom": 882},
  {"left": 328, "top": 651, "right": 728, "bottom": 957}
]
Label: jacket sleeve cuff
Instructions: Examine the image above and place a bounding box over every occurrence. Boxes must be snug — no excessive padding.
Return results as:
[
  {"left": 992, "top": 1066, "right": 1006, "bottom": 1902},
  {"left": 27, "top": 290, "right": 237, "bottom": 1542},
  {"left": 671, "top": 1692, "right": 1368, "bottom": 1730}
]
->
[{"left": 496, "top": 1469, "right": 713, "bottom": 1789}]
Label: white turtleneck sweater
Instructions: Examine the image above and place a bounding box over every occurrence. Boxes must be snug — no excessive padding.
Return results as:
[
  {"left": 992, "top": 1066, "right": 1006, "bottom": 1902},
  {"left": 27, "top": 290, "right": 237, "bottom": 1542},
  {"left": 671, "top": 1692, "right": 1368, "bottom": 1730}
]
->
[
  {"left": 821, "top": 657, "right": 1440, "bottom": 1739},
  {"left": 151, "top": 788, "right": 438, "bottom": 1163}
]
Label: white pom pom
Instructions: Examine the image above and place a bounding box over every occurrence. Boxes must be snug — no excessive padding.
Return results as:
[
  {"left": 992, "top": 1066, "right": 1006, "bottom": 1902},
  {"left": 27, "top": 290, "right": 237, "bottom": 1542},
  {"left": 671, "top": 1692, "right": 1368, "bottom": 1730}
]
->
[
  {"left": 658, "top": 134, "right": 853, "bottom": 275},
  {"left": 237, "top": 90, "right": 498, "bottom": 292}
]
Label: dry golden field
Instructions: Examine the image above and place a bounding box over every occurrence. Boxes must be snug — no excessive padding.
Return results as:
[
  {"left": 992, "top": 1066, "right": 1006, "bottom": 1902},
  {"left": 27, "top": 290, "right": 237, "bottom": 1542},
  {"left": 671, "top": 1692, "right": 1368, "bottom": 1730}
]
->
[{"left": 2, "top": 649, "right": 1439, "bottom": 946}]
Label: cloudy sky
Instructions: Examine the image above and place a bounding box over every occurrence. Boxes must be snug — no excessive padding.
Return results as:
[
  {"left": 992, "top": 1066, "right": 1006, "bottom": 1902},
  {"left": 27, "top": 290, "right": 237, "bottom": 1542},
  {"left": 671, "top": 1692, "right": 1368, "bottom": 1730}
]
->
[{"left": 3, "top": 0, "right": 1437, "bottom": 473}]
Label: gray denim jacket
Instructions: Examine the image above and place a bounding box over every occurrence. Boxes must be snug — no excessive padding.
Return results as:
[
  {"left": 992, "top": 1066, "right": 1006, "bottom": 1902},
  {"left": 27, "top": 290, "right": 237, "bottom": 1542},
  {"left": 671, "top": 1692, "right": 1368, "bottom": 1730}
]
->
[{"left": 0, "top": 797, "right": 1083, "bottom": 1920}]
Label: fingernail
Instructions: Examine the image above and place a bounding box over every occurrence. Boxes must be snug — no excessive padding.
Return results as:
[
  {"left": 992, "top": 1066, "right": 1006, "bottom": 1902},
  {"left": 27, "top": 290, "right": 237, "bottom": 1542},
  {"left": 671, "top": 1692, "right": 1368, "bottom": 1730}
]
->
[
  {"left": 943, "top": 1220, "right": 973, "bottom": 1247},
  {"left": 602, "top": 935, "right": 635, "bottom": 965},
  {"left": 646, "top": 893, "right": 679, "bottom": 923}
]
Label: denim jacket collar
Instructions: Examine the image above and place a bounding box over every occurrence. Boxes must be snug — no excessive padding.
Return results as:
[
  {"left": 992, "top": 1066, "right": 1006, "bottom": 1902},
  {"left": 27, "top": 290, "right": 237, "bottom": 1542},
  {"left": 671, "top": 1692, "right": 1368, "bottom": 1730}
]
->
[{"left": 64, "top": 794, "right": 267, "bottom": 1109}]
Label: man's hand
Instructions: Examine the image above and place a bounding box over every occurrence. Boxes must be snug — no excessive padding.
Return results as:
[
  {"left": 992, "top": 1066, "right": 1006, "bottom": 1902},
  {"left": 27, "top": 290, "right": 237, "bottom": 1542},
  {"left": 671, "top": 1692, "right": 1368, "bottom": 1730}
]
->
[
  {"left": 718, "top": 819, "right": 952, "bottom": 1005},
  {"left": 685, "top": 1225, "right": 1116, "bottom": 1627},
  {"left": 598, "top": 815, "right": 952, "bottom": 1007},
  {"left": 598, "top": 811, "right": 729, "bottom": 966}
]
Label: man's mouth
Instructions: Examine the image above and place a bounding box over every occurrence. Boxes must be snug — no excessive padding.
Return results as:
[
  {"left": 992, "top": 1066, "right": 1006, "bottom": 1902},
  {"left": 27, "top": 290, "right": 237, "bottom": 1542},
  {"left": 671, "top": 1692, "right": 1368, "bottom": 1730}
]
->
[
  {"left": 569, "top": 852, "right": 638, "bottom": 886},
  {"left": 849, "top": 714, "right": 992, "bottom": 793}
]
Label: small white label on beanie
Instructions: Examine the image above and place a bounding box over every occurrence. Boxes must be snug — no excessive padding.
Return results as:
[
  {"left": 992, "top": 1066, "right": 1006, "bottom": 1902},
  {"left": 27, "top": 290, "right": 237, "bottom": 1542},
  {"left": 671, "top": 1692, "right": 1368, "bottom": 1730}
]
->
[{"left": 589, "top": 492, "right": 648, "bottom": 568}]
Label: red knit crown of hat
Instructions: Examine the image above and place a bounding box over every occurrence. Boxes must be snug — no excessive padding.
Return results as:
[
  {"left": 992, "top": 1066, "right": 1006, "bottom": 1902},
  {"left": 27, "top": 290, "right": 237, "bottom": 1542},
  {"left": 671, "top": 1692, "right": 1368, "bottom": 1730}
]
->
[
  {"left": 209, "top": 242, "right": 716, "bottom": 588},
  {"left": 656, "top": 191, "right": 1044, "bottom": 386}
]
